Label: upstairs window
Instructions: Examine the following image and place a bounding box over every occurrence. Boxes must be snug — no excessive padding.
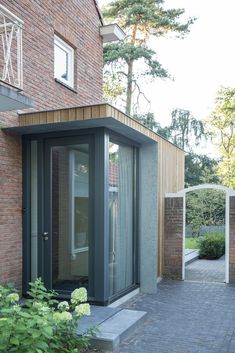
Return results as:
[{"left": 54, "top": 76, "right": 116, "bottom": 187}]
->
[{"left": 54, "top": 35, "right": 74, "bottom": 88}]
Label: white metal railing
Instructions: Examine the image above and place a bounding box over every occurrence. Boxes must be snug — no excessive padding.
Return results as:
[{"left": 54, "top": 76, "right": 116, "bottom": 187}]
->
[{"left": 0, "top": 4, "right": 23, "bottom": 90}]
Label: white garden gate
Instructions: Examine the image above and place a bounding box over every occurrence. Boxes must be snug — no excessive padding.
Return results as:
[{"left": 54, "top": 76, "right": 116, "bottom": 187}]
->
[{"left": 166, "top": 184, "right": 235, "bottom": 283}]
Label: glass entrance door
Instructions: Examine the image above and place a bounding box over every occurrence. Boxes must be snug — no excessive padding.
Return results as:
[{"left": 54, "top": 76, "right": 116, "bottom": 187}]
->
[
  {"left": 26, "top": 130, "right": 138, "bottom": 304},
  {"left": 43, "top": 137, "right": 93, "bottom": 296}
]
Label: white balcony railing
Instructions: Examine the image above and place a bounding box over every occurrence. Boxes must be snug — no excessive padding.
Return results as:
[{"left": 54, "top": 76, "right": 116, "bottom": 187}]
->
[{"left": 0, "top": 5, "right": 23, "bottom": 90}]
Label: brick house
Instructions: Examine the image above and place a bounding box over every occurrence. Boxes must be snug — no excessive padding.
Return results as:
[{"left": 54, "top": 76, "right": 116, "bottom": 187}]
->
[{"left": 0, "top": 1, "right": 184, "bottom": 305}]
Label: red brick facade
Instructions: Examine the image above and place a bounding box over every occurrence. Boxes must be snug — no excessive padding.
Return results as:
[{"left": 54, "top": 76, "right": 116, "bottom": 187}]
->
[
  {"left": 0, "top": 0, "right": 103, "bottom": 289},
  {"left": 164, "top": 197, "right": 184, "bottom": 280}
]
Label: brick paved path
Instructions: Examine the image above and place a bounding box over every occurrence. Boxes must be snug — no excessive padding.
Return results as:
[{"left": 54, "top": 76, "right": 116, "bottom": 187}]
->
[
  {"left": 117, "top": 280, "right": 235, "bottom": 353},
  {"left": 185, "top": 256, "right": 225, "bottom": 283}
]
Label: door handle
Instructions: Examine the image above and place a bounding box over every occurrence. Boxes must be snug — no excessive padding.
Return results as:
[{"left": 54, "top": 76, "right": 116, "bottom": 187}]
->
[{"left": 42, "top": 232, "right": 49, "bottom": 241}]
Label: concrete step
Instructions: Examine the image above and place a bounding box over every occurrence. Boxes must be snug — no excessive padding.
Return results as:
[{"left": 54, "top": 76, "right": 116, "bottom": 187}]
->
[
  {"left": 89, "top": 309, "right": 147, "bottom": 352},
  {"left": 185, "top": 249, "right": 199, "bottom": 265},
  {"left": 77, "top": 306, "right": 147, "bottom": 352}
]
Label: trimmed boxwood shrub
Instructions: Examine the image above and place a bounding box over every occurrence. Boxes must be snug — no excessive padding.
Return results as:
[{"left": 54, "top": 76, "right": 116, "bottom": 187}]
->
[{"left": 198, "top": 233, "right": 225, "bottom": 259}]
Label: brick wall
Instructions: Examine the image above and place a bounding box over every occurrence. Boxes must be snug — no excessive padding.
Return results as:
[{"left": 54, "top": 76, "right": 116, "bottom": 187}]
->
[
  {"left": 164, "top": 197, "right": 184, "bottom": 280},
  {"left": 229, "top": 196, "right": 235, "bottom": 283},
  {"left": 0, "top": 0, "right": 103, "bottom": 289}
]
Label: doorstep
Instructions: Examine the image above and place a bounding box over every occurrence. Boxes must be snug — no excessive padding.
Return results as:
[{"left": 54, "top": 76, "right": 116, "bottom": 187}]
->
[{"left": 77, "top": 305, "right": 147, "bottom": 352}]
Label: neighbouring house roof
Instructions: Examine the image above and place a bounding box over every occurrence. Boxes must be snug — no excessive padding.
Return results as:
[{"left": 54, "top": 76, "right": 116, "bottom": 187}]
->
[{"left": 109, "top": 161, "right": 118, "bottom": 187}]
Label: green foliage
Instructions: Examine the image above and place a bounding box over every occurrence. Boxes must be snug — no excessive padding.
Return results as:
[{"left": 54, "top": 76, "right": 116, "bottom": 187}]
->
[
  {"left": 103, "top": 71, "right": 126, "bottom": 103},
  {"left": 143, "top": 109, "right": 208, "bottom": 151},
  {"left": 104, "top": 42, "right": 169, "bottom": 78},
  {"left": 185, "top": 153, "right": 220, "bottom": 187},
  {"left": 185, "top": 237, "right": 199, "bottom": 249},
  {"left": 169, "top": 109, "right": 208, "bottom": 151},
  {"left": 133, "top": 112, "right": 160, "bottom": 130},
  {"left": 198, "top": 233, "right": 225, "bottom": 260},
  {"left": 102, "top": 0, "right": 195, "bottom": 114},
  {"left": 143, "top": 109, "right": 215, "bottom": 188},
  {"left": 132, "top": 112, "right": 171, "bottom": 138},
  {"left": 0, "top": 278, "right": 92, "bottom": 353},
  {"left": 103, "top": 0, "right": 194, "bottom": 37},
  {"left": 144, "top": 109, "right": 218, "bottom": 188},
  {"left": 186, "top": 190, "right": 225, "bottom": 237},
  {"left": 207, "top": 87, "right": 235, "bottom": 188}
]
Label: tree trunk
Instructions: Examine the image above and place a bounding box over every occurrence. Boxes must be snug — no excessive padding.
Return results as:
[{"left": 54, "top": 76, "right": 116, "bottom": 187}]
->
[{"left": 126, "top": 60, "right": 133, "bottom": 116}]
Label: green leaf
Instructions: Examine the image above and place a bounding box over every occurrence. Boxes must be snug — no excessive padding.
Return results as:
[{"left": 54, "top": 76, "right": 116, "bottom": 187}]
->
[
  {"left": 9, "top": 337, "right": 19, "bottom": 346},
  {"left": 36, "top": 341, "right": 49, "bottom": 350}
]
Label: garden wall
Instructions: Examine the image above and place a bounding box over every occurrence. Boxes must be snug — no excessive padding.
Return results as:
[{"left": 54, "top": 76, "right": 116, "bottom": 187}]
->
[{"left": 164, "top": 197, "right": 183, "bottom": 279}]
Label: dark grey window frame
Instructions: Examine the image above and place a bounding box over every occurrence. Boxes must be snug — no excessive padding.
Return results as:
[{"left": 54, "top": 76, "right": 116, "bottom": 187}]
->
[
  {"left": 107, "top": 132, "right": 139, "bottom": 302},
  {"left": 22, "top": 127, "right": 139, "bottom": 305}
]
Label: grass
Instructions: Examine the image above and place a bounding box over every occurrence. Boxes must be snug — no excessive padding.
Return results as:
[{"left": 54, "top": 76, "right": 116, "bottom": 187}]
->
[{"left": 185, "top": 237, "right": 199, "bottom": 249}]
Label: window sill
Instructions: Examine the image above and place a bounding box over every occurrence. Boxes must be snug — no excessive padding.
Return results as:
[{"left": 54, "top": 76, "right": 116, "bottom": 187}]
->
[{"left": 55, "top": 78, "right": 77, "bottom": 94}]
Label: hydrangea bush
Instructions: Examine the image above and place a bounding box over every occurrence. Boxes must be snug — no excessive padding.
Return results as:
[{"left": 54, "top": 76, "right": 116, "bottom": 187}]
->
[{"left": 0, "top": 278, "right": 92, "bottom": 353}]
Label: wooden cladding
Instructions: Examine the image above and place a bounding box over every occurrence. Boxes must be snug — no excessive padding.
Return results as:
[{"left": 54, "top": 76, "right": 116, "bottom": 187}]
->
[
  {"left": 19, "top": 103, "right": 160, "bottom": 143},
  {"left": 19, "top": 105, "right": 106, "bottom": 126}
]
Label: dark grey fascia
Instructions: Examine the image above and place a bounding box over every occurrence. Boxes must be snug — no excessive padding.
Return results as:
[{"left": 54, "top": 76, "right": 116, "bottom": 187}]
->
[{"left": 3, "top": 117, "right": 155, "bottom": 145}]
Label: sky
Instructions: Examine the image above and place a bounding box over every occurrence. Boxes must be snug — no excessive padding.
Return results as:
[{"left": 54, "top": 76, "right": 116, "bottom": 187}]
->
[{"left": 98, "top": 0, "right": 235, "bottom": 129}]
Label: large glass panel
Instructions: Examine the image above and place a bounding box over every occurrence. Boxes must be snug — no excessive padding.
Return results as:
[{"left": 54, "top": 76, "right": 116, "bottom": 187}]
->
[
  {"left": 52, "top": 144, "right": 90, "bottom": 291},
  {"left": 109, "top": 142, "right": 134, "bottom": 296}
]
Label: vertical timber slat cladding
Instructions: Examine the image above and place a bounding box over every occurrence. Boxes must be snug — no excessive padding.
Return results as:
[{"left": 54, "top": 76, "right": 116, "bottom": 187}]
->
[
  {"left": 75, "top": 108, "right": 84, "bottom": 121},
  {"left": 84, "top": 107, "right": 92, "bottom": 120},
  {"left": 99, "top": 104, "right": 107, "bottom": 118},
  {"left": 0, "top": 0, "right": 103, "bottom": 289},
  {"left": 60, "top": 110, "right": 70, "bottom": 122},
  {"left": 229, "top": 196, "right": 235, "bottom": 283},
  {"left": 164, "top": 197, "right": 184, "bottom": 280},
  {"left": 19, "top": 104, "right": 185, "bottom": 279},
  {"left": 68, "top": 109, "right": 76, "bottom": 121},
  {"left": 91, "top": 105, "right": 100, "bottom": 118},
  {"left": 53, "top": 111, "right": 61, "bottom": 123}
]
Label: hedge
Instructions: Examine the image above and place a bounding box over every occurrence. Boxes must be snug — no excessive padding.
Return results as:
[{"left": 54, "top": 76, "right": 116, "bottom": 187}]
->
[{"left": 198, "top": 233, "right": 225, "bottom": 260}]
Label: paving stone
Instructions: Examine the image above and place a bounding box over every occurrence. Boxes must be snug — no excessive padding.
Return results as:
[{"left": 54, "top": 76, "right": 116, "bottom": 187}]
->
[
  {"left": 185, "top": 256, "right": 225, "bottom": 283},
  {"left": 113, "top": 280, "right": 235, "bottom": 353},
  {"left": 228, "top": 339, "right": 235, "bottom": 353}
]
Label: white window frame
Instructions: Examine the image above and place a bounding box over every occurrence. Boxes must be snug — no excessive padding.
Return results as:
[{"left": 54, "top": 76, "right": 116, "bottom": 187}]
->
[{"left": 54, "top": 35, "right": 74, "bottom": 88}]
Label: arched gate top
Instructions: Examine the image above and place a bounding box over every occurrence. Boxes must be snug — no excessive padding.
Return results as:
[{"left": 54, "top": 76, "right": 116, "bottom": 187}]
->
[{"left": 166, "top": 183, "right": 235, "bottom": 197}]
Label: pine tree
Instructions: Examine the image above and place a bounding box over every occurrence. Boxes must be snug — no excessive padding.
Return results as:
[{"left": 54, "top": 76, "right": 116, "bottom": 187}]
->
[{"left": 103, "top": 0, "right": 195, "bottom": 115}]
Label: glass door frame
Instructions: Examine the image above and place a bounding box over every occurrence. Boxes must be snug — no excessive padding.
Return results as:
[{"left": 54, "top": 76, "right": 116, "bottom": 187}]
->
[
  {"left": 43, "top": 135, "right": 94, "bottom": 298},
  {"left": 22, "top": 128, "right": 139, "bottom": 305}
]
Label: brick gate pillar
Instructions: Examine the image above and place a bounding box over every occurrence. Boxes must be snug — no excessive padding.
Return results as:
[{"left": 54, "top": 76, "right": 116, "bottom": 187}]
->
[
  {"left": 164, "top": 197, "right": 184, "bottom": 280},
  {"left": 229, "top": 196, "right": 235, "bottom": 283}
]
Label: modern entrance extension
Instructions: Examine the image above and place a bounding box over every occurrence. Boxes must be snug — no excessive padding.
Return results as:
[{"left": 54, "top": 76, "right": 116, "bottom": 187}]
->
[
  {"left": 10, "top": 103, "right": 174, "bottom": 305},
  {"left": 164, "top": 184, "right": 235, "bottom": 284},
  {"left": 24, "top": 130, "right": 139, "bottom": 305}
]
